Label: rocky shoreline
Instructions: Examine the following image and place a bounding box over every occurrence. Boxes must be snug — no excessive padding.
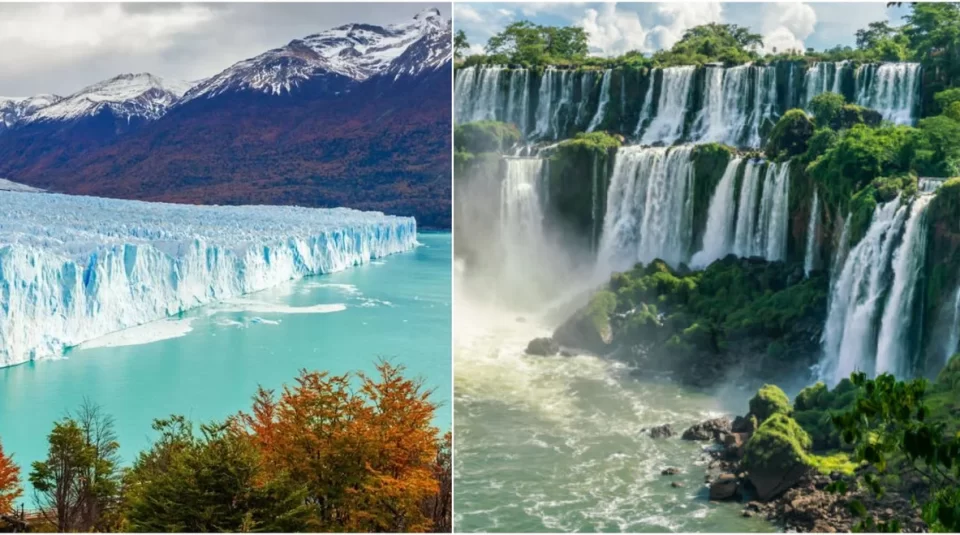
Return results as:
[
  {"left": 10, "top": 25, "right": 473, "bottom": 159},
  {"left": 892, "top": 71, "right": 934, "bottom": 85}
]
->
[{"left": 654, "top": 416, "right": 928, "bottom": 533}]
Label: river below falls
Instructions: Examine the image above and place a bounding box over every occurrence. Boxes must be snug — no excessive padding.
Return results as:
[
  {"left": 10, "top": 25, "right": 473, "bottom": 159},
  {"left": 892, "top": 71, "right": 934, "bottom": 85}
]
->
[{"left": 453, "top": 299, "right": 775, "bottom": 533}]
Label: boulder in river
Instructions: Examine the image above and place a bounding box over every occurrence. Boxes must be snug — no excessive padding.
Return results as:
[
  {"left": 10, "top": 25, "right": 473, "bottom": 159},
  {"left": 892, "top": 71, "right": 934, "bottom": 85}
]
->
[
  {"left": 681, "top": 417, "right": 732, "bottom": 441},
  {"left": 709, "top": 473, "right": 739, "bottom": 501},
  {"left": 552, "top": 291, "right": 615, "bottom": 354},
  {"left": 525, "top": 337, "right": 559, "bottom": 356},
  {"left": 647, "top": 424, "right": 675, "bottom": 439},
  {"left": 742, "top": 414, "right": 813, "bottom": 501}
]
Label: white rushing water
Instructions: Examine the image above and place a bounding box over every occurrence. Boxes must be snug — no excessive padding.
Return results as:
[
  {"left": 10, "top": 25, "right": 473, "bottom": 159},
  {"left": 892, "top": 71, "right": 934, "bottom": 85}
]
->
[
  {"left": 820, "top": 197, "right": 910, "bottom": 384},
  {"left": 690, "top": 157, "right": 742, "bottom": 268},
  {"left": 587, "top": 69, "right": 611, "bottom": 132},
  {"left": 0, "top": 190, "right": 417, "bottom": 367},
  {"left": 693, "top": 65, "right": 778, "bottom": 147},
  {"left": 804, "top": 190, "right": 821, "bottom": 276},
  {"left": 499, "top": 158, "right": 547, "bottom": 296},
  {"left": 875, "top": 194, "right": 933, "bottom": 377},
  {"left": 732, "top": 160, "right": 791, "bottom": 261},
  {"left": 855, "top": 63, "right": 921, "bottom": 125},
  {"left": 599, "top": 145, "right": 695, "bottom": 271},
  {"left": 640, "top": 66, "right": 695, "bottom": 145}
]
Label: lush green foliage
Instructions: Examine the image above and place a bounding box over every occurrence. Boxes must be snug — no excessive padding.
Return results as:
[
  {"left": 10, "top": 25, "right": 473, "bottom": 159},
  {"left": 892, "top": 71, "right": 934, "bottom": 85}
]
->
[
  {"left": 29, "top": 402, "right": 122, "bottom": 533},
  {"left": 483, "top": 21, "right": 588, "bottom": 65},
  {"left": 454, "top": 121, "right": 522, "bottom": 154},
  {"left": 829, "top": 369, "right": 960, "bottom": 532},
  {"left": 125, "top": 417, "right": 311, "bottom": 532},
  {"left": 749, "top": 385, "right": 792, "bottom": 422},
  {"left": 454, "top": 30, "right": 469, "bottom": 61},
  {"left": 650, "top": 23, "right": 763, "bottom": 66},
  {"left": 766, "top": 109, "right": 815, "bottom": 161}
]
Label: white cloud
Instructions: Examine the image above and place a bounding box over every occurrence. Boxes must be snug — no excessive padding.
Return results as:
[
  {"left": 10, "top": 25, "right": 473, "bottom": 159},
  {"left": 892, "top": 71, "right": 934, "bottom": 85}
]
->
[
  {"left": 577, "top": 2, "right": 722, "bottom": 57},
  {"left": 579, "top": 4, "right": 650, "bottom": 56},
  {"left": 760, "top": 2, "right": 817, "bottom": 54},
  {"left": 454, "top": 4, "right": 484, "bottom": 23},
  {"left": 497, "top": 8, "right": 514, "bottom": 18},
  {"left": 648, "top": 2, "right": 723, "bottom": 51}
]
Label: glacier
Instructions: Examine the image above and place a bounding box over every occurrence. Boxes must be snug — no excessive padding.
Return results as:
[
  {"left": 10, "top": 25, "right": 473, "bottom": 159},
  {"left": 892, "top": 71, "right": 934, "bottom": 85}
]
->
[{"left": 0, "top": 190, "right": 417, "bottom": 368}]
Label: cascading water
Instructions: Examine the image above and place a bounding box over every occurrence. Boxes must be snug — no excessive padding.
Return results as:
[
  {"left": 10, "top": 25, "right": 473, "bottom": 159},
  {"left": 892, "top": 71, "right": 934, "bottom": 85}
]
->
[
  {"left": 640, "top": 66, "right": 695, "bottom": 145},
  {"left": 587, "top": 70, "right": 611, "bottom": 132},
  {"left": 690, "top": 157, "right": 742, "bottom": 268},
  {"left": 732, "top": 160, "right": 791, "bottom": 260},
  {"left": 633, "top": 68, "right": 657, "bottom": 136},
  {"left": 875, "top": 194, "right": 934, "bottom": 377},
  {"left": 855, "top": 63, "right": 920, "bottom": 125},
  {"left": 804, "top": 191, "right": 820, "bottom": 276},
  {"left": 820, "top": 197, "right": 909, "bottom": 384},
  {"left": 693, "top": 65, "right": 778, "bottom": 147},
  {"left": 499, "top": 158, "right": 547, "bottom": 299},
  {"left": 598, "top": 145, "right": 695, "bottom": 271}
]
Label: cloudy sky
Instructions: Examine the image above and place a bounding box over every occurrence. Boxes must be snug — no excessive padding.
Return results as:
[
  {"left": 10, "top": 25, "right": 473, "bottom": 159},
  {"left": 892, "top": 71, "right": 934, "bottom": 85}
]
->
[
  {"left": 0, "top": 2, "right": 450, "bottom": 97},
  {"left": 455, "top": 2, "right": 911, "bottom": 58}
]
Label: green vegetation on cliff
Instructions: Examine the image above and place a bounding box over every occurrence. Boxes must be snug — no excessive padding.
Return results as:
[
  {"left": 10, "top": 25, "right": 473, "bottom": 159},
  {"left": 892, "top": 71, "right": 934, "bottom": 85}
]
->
[
  {"left": 454, "top": 121, "right": 522, "bottom": 154},
  {"left": 580, "top": 257, "right": 830, "bottom": 385}
]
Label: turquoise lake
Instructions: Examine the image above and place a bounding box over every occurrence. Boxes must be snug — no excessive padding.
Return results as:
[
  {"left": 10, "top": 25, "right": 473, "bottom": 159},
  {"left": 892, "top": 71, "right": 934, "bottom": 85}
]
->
[{"left": 0, "top": 232, "right": 450, "bottom": 502}]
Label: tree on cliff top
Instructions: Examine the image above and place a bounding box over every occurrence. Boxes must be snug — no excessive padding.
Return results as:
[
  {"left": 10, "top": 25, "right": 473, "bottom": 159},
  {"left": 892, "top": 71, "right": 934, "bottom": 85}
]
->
[
  {"left": 485, "top": 21, "right": 588, "bottom": 64},
  {"left": 652, "top": 23, "right": 763, "bottom": 65}
]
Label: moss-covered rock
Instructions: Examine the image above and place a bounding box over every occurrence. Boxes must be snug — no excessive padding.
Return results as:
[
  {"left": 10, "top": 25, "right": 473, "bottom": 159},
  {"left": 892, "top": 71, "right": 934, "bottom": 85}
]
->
[
  {"left": 454, "top": 121, "right": 522, "bottom": 154},
  {"left": 543, "top": 132, "right": 622, "bottom": 250},
  {"left": 749, "top": 384, "right": 792, "bottom": 422},
  {"left": 742, "top": 413, "right": 813, "bottom": 500},
  {"left": 766, "top": 109, "right": 814, "bottom": 161},
  {"left": 552, "top": 290, "right": 617, "bottom": 354}
]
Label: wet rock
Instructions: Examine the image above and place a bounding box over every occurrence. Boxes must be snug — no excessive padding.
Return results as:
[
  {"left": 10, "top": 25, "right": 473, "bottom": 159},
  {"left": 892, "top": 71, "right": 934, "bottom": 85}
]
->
[
  {"left": 525, "top": 337, "right": 559, "bottom": 356},
  {"left": 515, "top": 316, "right": 527, "bottom": 323},
  {"left": 559, "top": 350, "right": 574, "bottom": 357},
  {"left": 552, "top": 295, "right": 615, "bottom": 354},
  {"left": 709, "top": 473, "right": 739, "bottom": 501},
  {"left": 671, "top": 481, "right": 684, "bottom": 488},
  {"left": 647, "top": 424, "right": 675, "bottom": 439},
  {"left": 732, "top": 414, "right": 757, "bottom": 433},
  {"left": 682, "top": 417, "right": 732, "bottom": 441},
  {"left": 723, "top": 432, "right": 749, "bottom": 460},
  {"left": 661, "top": 467, "right": 681, "bottom": 476}
]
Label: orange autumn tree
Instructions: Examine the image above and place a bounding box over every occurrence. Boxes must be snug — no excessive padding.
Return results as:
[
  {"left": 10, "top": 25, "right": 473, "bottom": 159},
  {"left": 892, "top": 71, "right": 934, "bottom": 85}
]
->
[
  {"left": 0, "top": 438, "right": 21, "bottom": 515},
  {"left": 236, "top": 360, "right": 442, "bottom": 532}
]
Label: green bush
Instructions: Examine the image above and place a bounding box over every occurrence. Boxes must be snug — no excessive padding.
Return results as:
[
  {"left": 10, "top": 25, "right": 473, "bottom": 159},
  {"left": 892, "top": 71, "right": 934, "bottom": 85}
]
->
[
  {"left": 809, "top": 92, "right": 846, "bottom": 128},
  {"left": 766, "top": 109, "right": 815, "bottom": 161},
  {"left": 454, "top": 121, "right": 522, "bottom": 154},
  {"left": 749, "top": 384, "right": 792, "bottom": 422}
]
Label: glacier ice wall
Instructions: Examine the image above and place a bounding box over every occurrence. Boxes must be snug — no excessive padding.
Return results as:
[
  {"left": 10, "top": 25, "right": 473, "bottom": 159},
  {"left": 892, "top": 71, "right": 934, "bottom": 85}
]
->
[{"left": 0, "top": 191, "right": 417, "bottom": 367}]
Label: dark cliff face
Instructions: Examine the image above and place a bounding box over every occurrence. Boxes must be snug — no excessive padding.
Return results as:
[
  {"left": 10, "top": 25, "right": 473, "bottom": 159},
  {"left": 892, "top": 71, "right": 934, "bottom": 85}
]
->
[{"left": 0, "top": 64, "right": 452, "bottom": 229}]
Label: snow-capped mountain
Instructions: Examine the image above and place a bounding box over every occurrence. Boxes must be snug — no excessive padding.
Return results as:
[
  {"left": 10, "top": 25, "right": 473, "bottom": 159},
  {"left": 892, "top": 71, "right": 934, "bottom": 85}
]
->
[
  {"left": 0, "top": 9, "right": 451, "bottom": 228},
  {"left": 183, "top": 8, "right": 450, "bottom": 100},
  {"left": 24, "top": 73, "right": 192, "bottom": 124},
  {"left": 0, "top": 94, "right": 61, "bottom": 131}
]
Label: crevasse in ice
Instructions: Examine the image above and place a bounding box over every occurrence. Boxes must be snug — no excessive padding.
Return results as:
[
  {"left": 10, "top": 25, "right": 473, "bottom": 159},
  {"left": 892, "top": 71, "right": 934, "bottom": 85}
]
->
[{"left": 0, "top": 190, "right": 417, "bottom": 367}]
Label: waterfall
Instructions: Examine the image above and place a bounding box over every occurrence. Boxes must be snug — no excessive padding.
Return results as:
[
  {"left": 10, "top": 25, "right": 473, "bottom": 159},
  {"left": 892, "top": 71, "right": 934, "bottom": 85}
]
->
[
  {"left": 731, "top": 160, "right": 790, "bottom": 260},
  {"left": 821, "top": 197, "right": 909, "bottom": 384},
  {"left": 633, "top": 68, "right": 657, "bottom": 136},
  {"left": 694, "top": 66, "right": 749, "bottom": 145},
  {"left": 855, "top": 63, "right": 921, "bottom": 125},
  {"left": 690, "top": 157, "right": 742, "bottom": 268},
  {"left": 576, "top": 71, "right": 596, "bottom": 126},
  {"left": 500, "top": 158, "right": 546, "bottom": 271},
  {"left": 505, "top": 68, "right": 531, "bottom": 135},
  {"left": 748, "top": 66, "right": 778, "bottom": 148},
  {"left": 641, "top": 66, "right": 695, "bottom": 145},
  {"left": 804, "top": 191, "right": 820, "bottom": 276},
  {"left": 875, "top": 194, "right": 934, "bottom": 377},
  {"left": 587, "top": 70, "right": 612, "bottom": 132},
  {"left": 943, "top": 287, "right": 960, "bottom": 365},
  {"left": 598, "top": 145, "right": 695, "bottom": 271},
  {"left": 804, "top": 62, "right": 832, "bottom": 106}
]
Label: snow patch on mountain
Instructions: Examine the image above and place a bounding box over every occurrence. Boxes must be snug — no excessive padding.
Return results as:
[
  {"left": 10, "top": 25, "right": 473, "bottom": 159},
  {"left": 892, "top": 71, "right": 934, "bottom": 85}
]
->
[
  {"left": 0, "top": 94, "right": 62, "bottom": 131},
  {"left": 24, "top": 73, "right": 192, "bottom": 124},
  {"left": 0, "top": 190, "right": 417, "bottom": 367},
  {"left": 183, "top": 8, "right": 451, "bottom": 100}
]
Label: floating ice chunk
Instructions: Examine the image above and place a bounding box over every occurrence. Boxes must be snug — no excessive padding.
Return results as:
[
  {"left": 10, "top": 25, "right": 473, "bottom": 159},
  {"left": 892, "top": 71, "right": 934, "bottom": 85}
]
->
[{"left": 0, "top": 190, "right": 416, "bottom": 367}]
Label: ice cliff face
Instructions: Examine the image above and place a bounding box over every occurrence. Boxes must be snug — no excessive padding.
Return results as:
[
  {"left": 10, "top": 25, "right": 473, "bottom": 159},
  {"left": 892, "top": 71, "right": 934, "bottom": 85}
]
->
[{"left": 0, "top": 191, "right": 417, "bottom": 367}]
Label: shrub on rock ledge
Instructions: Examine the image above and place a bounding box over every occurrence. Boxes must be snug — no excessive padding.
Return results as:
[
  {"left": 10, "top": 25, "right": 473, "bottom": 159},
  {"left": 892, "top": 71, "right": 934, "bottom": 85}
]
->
[{"left": 748, "top": 384, "right": 792, "bottom": 422}]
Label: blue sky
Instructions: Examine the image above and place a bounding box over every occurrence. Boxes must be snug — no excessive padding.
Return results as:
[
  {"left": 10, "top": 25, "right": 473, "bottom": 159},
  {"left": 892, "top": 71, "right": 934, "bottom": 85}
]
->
[{"left": 455, "top": 2, "right": 911, "bottom": 57}]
